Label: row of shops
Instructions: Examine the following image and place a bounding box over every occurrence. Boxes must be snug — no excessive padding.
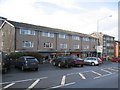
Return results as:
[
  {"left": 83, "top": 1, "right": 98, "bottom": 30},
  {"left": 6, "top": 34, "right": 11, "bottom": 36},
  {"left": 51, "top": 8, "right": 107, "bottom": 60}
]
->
[{"left": 40, "top": 51, "right": 99, "bottom": 59}]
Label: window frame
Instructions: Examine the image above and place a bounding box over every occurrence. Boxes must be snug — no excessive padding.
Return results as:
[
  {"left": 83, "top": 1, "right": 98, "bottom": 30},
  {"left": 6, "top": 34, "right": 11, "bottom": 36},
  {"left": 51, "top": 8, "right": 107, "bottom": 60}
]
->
[
  {"left": 73, "top": 44, "right": 80, "bottom": 49},
  {"left": 44, "top": 42, "right": 53, "bottom": 48},
  {"left": 42, "top": 32, "right": 54, "bottom": 38},
  {"left": 60, "top": 43, "right": 68, "bottom": 49},
  {"left": 72, "top": 36, "right": 80, "bottom": 40},
  {"left": 20, "top": 28, "right": 35, "bottom": 35},
  {"left": 83, "top": 45, "right": 89, "bottom": 50},
  {"left": 59, "top": 34, "right": 69, "bottom": 39},
  {"left": 22, "top": 41, "right": 34, "bottom": 48},
  {"left": 82, "top": 37, "right": 89, "bottom": 41}
]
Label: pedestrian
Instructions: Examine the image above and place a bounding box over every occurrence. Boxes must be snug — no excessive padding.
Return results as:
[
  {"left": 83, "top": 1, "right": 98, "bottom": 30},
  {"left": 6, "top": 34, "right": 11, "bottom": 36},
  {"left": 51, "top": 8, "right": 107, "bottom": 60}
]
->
[
  {"left": 100, "top": 56, "right": 103, "bottom": 61},
  {"left": 106, "top": 56, "right": 109, "bottom": 61}
]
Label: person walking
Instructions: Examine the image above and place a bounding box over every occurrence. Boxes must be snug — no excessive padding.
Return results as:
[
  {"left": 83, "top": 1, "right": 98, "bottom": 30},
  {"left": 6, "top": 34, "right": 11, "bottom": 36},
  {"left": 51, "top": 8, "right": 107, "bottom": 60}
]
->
[{"left": 100, "top": 56, "right": 103, "bottom": 61}]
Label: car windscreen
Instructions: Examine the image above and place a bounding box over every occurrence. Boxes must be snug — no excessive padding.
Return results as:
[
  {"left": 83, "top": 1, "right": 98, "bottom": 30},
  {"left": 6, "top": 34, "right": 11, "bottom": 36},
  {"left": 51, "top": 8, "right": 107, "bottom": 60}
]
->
[
  {"left": 75, "top": 58, "right": 83, "bottom": 60},
  {"left": 85, "top": 58, "right": 97, "bottom": 60},
  {"left": 26, "top": 58, "right": 38, "bottom": 62},
  {"left": 90, "top": 58, "right": 97, "bottom": 60}
]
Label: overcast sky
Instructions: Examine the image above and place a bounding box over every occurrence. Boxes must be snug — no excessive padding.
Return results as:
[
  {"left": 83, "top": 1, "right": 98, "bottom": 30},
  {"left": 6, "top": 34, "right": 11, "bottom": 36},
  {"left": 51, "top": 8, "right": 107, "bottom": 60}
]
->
[{"left": 0, "top": 0, "right": 119, "bottom": 40}]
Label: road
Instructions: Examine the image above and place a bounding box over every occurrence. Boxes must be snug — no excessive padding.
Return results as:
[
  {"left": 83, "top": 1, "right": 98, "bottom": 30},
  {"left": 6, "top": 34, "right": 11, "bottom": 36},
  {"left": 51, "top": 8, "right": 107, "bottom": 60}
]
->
[{"left": 1, "top": 61, "right": 120, "bottom": 90}]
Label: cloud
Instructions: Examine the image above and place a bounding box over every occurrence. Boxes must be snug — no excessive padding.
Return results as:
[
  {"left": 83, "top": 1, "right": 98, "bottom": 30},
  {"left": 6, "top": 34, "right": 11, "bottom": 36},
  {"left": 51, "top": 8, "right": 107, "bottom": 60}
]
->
[
  {"left": 103, "top": 27, "right": 118, "bottom": 39},
  {"left": 0, "top": 0, "right": 118, "bottom": 40},
  {"left": 33, "top": 0, "right": 87, "bottom": 14},
  {"left": 35, "top": 0, "right": 76, "bottom": 9}
]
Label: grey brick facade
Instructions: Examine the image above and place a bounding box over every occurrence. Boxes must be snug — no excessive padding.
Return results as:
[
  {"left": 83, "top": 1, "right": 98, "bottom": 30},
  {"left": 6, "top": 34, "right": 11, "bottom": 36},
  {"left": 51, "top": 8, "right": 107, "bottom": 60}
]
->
[{"left": 0, "top": 17, "right": 98, "bottom": 57}]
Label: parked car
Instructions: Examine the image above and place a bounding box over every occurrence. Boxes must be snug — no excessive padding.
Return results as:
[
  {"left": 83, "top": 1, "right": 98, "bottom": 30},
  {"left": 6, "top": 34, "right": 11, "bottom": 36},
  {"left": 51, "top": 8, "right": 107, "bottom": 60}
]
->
[
  {"left": 15, "top": 56, "right": 39, "bottom": 71},
  {"left": 71, "top": 58, "right": 84, "bottom": 67},
  {"left": 84, "top": 57, "right": 102, "bottom": 66},
  {"left": 110, "top": 57, "right": 120, "bottom": 62},
  {"left": 52, "top": 56, "right": 74, "bottom": 68}
]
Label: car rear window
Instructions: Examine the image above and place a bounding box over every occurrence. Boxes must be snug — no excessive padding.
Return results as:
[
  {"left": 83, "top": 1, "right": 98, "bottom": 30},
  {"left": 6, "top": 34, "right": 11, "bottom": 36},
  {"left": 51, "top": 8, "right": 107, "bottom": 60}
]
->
[
  {"left": 91, "top": 58, "right": 96, "bottom": 60},
  {"left": 26, "top": 58, "right": 37, "bottom": 62}
]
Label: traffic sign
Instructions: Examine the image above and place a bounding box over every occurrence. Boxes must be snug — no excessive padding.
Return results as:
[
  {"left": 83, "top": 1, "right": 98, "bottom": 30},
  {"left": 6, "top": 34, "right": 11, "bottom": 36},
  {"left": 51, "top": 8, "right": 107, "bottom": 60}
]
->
[{"left": 97, "top": 46, "right": 103, "bottom": 53}]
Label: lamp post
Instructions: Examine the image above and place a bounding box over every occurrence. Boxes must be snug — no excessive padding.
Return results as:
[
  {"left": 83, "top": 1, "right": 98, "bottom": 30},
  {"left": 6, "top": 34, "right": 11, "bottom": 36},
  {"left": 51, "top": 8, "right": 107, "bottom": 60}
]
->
[
  {"left": 97, "top": 15, "right": 112, "bottom": 34},
  {"left": 96, "top": 15, "right": 112, "bottom": 57}
]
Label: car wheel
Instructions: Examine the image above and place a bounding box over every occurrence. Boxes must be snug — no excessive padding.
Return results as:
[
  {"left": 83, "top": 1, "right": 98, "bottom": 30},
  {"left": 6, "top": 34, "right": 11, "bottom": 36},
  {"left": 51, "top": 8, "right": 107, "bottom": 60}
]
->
[
  {"left": 73, "top": 63, "right": 76, "bottom": 67},
  {"left": 52, "top": 62, "right": 56, "bottom": 66},
  {"left": 96, "top": 64, "right": 99, "bottom": 66},
  {"left": 35, "top": 68, "right": 38, "bottom": 71},
  {"left": 91, "top": 62, "right": 95, "bottom": 66},
  {"left": 14, "top": 65, "right": 17, "bottom": 68},
  {"left": 21, "top": 66, "right": 24, "bottom": 71},
  {"left": 58, "top": 62, "right": 61, "bottom": 68},
  {"left": 4, "top": 68, "right": 7, "bottom": 73},
  {"left": 66, "top": 64, "right": 69, "bottom": 68},
  {"left": 81, "top": 64, "right": 83, "bottom": 67}
]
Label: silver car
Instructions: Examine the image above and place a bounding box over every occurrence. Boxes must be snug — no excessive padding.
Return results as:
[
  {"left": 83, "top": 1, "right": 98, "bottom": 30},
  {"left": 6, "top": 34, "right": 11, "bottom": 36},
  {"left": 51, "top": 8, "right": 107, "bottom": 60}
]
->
[{"left": 84, "top": 57, "right": 102, "bottom": 66}]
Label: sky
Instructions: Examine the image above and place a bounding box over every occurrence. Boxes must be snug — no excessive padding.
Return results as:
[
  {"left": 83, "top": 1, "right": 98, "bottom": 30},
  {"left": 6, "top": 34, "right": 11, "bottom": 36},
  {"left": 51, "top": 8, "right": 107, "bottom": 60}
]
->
[{"left": 0, "top": 0, "right": 119, "bottom": 40}]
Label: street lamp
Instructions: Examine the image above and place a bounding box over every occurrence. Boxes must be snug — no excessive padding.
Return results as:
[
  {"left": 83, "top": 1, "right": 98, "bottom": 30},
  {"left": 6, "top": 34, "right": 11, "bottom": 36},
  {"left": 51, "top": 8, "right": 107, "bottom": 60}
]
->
[
  {"left": 96, "top": 15, "right": 112, "bottom": 57},
  {"left": 97, "top": 15, "right": 112, "bottom": 33}
]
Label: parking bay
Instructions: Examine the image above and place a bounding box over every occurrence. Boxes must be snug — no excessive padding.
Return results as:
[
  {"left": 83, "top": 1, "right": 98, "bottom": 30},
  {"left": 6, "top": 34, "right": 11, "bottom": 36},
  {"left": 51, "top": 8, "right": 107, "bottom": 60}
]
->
[{"left": 1, "top": 62, "right": 119, "bottom": 89}]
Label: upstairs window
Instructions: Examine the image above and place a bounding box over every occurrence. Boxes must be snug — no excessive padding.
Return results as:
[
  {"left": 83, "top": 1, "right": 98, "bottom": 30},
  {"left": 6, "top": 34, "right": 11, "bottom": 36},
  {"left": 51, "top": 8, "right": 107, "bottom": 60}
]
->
[
  {"left": 106, "top": 43, "right": 110, "bottom": 46},
  {"left": 20, "top": 28, "right": 35, "bottom": 35},
  {"left": 110, "top": 38, "right": 114, "bottom": 41},
  {"left": 82, "top": 37, "right": 89, "bottom": 41},
  {"left": 22, "top": 41, "right": 34, "bottom": 48},
  {"left": 59, "top": 34, "right": 69, "bottom": 39},
  {"left": 72, "top": 36, "right": 80, "bottom": 40},
  {"left": 42, "top": 32, "right": 54, "bottom": 38},
  {"left": 106, "top": 37, "right": 110, "bottom": 41},
  {"left": 91, "top": 38, "right": 96, "bottom": 42}
]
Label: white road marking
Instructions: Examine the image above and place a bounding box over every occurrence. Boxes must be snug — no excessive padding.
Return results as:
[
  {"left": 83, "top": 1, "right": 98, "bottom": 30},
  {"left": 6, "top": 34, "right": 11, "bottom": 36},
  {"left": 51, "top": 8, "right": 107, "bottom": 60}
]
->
[
  {"left": 67, "top": 70, "right": 92, "bottom": 76},
  {"left": 101, "top": 69, "right": 112, "bottom": 74},
  {"left": 108, "top": 68, "right": 118, "bottom": 72},
  {"left": 67, "top": 73, "right": 75, "bottom": 76},
  {"left": 2, "top": 83, "right": 15, "bottom": 89},
  {"left": 112, "top": 67, "right": 119, "bottom": 69},
  {"left": 48, "top": 82, "right": 75, "bottom": 89},
  {"left": 1, "top": 77, "right": 48, "bottom": 85},
  {"left": 82, "top": 70, "right": 92, "bottom": 73},
  {"left": 91, "top": 71, "right": 102, "bottom": 76},
  {"left": 79, "top": 73, "right": 86, "bottom": 79},
  {"left": 26, "top": 79, "right": 40, "bottom": 90},
  {"left": 61, "top": 75, "right": 66, "bottom": 85},
  {"left": 94, "top": 72, "right": 117, "bottom": 79},
  {"left": 112, "top": 67, "right": 120, "bottom": 70}
]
